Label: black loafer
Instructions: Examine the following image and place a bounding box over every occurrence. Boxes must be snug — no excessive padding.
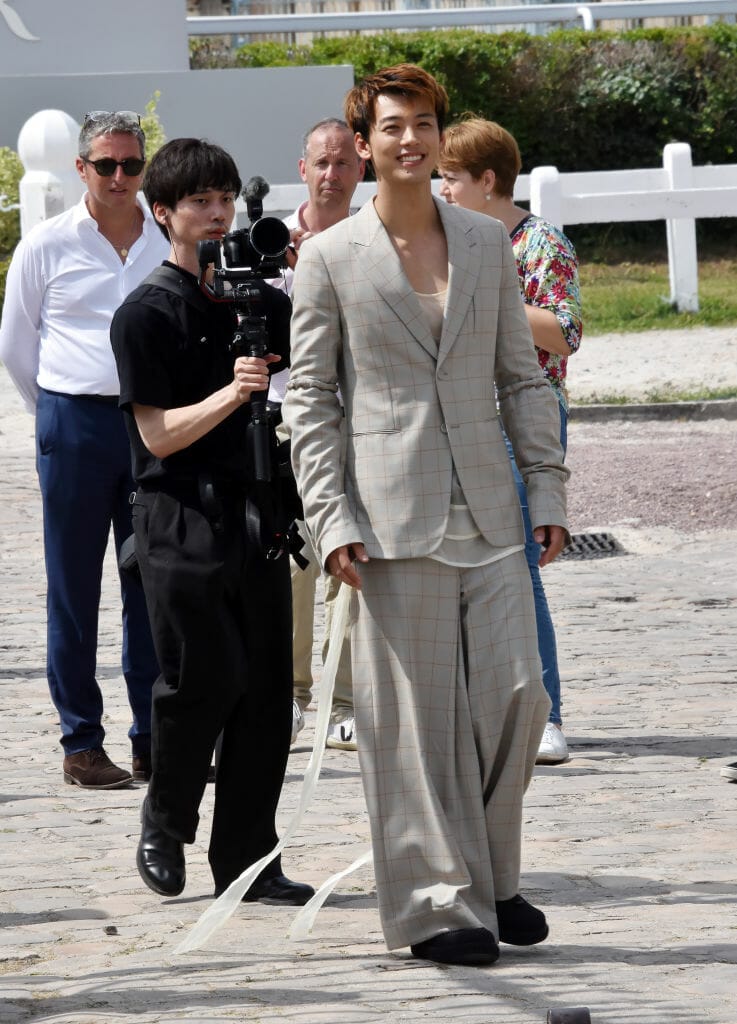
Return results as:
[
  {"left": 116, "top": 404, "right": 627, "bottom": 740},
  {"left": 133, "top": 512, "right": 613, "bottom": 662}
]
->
[
  {"left": 496, "top": 894, "right": 548, "bottom": 945},
  {"left": 136, "top": 799, "right": 186, "bottom": 897},
  {"left": 411, "top": 927, "right": 499, "bottom": 966},
  {"left": 214, "top": 873, "right": 315, "bottom": 905}
]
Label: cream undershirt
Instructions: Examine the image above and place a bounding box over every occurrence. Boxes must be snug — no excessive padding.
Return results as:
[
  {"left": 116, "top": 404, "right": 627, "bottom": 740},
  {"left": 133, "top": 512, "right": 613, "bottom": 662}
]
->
[{"left": 415, "top": 287, "right": 523, "bottom": 569}]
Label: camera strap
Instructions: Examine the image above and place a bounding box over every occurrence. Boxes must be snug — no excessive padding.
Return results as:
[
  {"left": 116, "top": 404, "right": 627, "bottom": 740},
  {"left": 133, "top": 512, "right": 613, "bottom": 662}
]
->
[{"left": 143, "top": 265, "right": 212, "bottom": 314}]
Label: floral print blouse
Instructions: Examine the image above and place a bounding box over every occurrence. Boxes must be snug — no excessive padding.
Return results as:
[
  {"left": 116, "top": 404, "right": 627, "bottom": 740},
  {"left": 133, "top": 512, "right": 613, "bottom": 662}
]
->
[{"left": 510, "top": 215, "right": 582, "bottom": 413}]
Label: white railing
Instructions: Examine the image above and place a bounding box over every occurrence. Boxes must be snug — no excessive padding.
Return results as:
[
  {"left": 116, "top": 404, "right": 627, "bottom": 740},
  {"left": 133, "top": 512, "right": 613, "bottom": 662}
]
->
[
  {"left": 527, "top": 143, "right": 737, "bottom": 312},
  {"left": 188, "top": 0, "right": 737, "bottom": 37},
  {"left": 252, "top": 143, "right": 737, "bottom": 313}
]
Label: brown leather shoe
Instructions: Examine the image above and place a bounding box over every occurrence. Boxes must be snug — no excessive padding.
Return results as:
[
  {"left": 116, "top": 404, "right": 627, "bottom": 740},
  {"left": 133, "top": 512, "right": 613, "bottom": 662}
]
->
[{"left": 63, "top": 748, "right": 133, "bottom": 789}]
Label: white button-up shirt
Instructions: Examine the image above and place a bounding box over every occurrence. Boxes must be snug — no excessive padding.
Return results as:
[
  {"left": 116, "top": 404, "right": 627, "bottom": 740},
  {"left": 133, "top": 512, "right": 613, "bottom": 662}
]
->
[{"left": 0, "top": 194, "right": 169, "bottom": 412}]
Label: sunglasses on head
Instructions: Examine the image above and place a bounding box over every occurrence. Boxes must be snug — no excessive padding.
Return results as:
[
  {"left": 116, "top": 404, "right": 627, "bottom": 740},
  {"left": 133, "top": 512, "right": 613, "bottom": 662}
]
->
[
  {"left": 83, "top": 157, "right": 145, "bottom": 177},
  {"left": 83, "top": 110, "right": 141, "bottom": 129}
]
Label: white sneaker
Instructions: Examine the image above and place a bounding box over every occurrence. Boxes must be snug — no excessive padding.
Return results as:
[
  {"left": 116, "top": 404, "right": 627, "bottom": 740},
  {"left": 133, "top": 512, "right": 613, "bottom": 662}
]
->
[
  {"left": 536, "top": 722, "right": 569, "bottom": 765},
  {"left": 291, "top": 700, "right": 305, "bottom": 745},
  {"left": 326, "top": 716, "right": 357, "bottom": 751},
  {"left": 720, "top": 761, "right": 737, "bottom": 781}
]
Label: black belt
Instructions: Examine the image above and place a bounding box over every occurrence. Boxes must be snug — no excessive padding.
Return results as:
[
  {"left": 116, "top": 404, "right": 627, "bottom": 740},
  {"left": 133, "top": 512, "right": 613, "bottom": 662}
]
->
[{"left": 42, "top": 388, "right": 119, "bottom": 406}]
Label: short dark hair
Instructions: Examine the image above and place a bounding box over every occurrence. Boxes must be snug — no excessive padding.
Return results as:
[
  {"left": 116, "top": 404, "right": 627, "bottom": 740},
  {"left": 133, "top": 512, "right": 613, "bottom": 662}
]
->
[
  {"left": 143, "top": 138, "right": 242, "bottom": 238},
  {"left": 344, "top": 63, "right": 449, "bottom": 142}
]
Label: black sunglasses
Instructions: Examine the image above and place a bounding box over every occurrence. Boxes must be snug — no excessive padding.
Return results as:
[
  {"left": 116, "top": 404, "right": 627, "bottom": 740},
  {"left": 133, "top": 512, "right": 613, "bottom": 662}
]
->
[{"left": 83, "top": 157, "right": 145, "bottom": 177}]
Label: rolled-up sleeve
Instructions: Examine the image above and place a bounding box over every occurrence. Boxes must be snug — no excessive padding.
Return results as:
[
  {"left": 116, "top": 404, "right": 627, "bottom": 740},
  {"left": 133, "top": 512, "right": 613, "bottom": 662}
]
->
[{"left": 281, "top": 239, "right": 361, "bottom": 566}]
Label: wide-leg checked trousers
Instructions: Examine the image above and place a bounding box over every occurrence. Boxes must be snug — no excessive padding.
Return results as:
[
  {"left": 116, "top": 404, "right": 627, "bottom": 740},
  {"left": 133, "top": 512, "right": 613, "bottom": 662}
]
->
[
  {"left": 132, "top": 488, "right": 293, "bottom": 891},
  {"left": 351, "top": 551, "right": 550, "bottom": 950}
]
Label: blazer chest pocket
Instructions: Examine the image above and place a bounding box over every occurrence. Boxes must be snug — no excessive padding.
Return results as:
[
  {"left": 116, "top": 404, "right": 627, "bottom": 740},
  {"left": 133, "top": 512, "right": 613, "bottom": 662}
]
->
[{"left": 349, "top": 385, "right": 398, "bottom": 435}]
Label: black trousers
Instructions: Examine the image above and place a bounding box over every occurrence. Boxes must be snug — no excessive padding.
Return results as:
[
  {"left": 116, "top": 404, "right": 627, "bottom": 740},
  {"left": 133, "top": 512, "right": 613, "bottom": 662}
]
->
[{"left": 132, "top": 488, "right": 293, "bottom": 891}]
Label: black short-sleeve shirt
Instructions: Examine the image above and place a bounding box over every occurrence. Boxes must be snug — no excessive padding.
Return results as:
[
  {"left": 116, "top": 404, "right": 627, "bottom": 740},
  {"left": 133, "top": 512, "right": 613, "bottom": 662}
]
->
[{"left": 111, "top": 262, "right": 290, "bottom": 488}]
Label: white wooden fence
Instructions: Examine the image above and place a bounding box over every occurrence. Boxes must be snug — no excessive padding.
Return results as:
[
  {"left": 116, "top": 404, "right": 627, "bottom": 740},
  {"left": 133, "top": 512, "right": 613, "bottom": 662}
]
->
[
  {"left": 525, "top": 143, "right": 737, "bottom": 312},
  {"left": 259, "top": 143, "right": 737, "bottom": 313},
  {"left": 7, "top": 111, "right": 737, "bottom": 312}
]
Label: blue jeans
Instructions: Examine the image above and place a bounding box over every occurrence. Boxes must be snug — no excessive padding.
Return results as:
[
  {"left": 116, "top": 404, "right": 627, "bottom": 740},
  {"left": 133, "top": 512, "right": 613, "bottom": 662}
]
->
[
  {"left": 36, "top": 390, "right": 158, "bottom": 755},
  {"left": 504, "top": 405, "right": 568, "bottom": 725}
]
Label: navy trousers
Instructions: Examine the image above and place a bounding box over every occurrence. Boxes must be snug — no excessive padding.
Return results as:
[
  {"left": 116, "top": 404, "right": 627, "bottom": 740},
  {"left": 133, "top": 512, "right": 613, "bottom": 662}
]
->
[{"left": 35, "top": 389, "right": 158, "bottom": 756}]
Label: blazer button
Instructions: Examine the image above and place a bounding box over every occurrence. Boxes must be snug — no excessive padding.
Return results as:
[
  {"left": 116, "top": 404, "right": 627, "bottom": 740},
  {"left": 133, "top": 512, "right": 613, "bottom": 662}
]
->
[{"left": 440, "top": 422, "right": 448, "bottom": 434}]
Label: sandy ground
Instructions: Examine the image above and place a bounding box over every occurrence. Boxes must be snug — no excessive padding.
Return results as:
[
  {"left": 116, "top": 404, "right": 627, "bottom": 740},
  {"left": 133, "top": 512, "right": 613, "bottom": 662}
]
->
[
  {"left": 568, "top": 325, "right": 737, "bottom": 403},
  {"left": 560, "top": 325, "right": 737, "bottom": 542}
]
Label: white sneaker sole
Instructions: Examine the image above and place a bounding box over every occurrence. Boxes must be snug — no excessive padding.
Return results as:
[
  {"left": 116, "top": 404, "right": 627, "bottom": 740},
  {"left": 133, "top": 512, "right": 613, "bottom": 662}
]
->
[{"left": 326, "top": 736, "right": 357, "bottom": 751}]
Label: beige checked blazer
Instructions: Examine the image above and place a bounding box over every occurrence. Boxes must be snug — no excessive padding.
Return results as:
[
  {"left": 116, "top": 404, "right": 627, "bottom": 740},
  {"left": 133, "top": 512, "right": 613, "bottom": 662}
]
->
[{"left": 283, "top": 197, "right": 569, "bottom": 565}]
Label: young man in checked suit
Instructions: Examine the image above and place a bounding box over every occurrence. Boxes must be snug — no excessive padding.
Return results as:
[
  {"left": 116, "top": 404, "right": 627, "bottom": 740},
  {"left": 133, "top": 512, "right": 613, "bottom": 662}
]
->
[{"left": 283, "top": 64, "right": 570, "bottom": 966}]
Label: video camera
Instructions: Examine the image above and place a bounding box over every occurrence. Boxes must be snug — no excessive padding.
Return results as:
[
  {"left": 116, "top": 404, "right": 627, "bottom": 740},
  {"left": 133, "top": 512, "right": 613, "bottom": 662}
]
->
[
  {"left": 196, "top": 175, "right": 290, "bottom": 297},
  {"left": 196, "top": 176, "right": 290, "bottom": 489}
]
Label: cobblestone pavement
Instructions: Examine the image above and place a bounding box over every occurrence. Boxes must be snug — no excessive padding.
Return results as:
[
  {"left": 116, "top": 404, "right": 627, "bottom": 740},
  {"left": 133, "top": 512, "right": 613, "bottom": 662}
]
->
[{"left": 1, "top": 363, "right": 736, "bottom": 1024}]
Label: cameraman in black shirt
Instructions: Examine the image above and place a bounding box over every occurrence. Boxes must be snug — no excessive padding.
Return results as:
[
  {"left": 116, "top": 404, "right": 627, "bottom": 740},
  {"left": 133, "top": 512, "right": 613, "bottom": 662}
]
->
[{"left": 111, "top": 138, "right": 314, "bottom": 905}]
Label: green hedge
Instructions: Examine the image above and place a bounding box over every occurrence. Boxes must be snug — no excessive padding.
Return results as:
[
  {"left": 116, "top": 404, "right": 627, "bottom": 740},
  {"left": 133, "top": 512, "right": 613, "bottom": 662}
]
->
[
  {"left": 0, "top": 147, "right": 23, "bottom": 307},
  {"left": 191, "top": 24, "right": 737, "bottom": 173}
]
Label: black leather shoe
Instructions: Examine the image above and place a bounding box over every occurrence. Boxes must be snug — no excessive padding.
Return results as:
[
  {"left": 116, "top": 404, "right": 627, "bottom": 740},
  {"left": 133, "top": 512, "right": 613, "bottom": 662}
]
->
[
  {"left": 496, "top": 894, "right": 548, "bottom": 945},
  {"left": 411, "top": 927, "right": 499, "bottom": 965},
  {"left": 215, "top": 873, "right": 315, "bottom": 905},
  {"left": 136, "top": 799, "right": 186, "bottom": 897},
  {"left": 132, "top": 756, "right": 215, "bottom": 785}
]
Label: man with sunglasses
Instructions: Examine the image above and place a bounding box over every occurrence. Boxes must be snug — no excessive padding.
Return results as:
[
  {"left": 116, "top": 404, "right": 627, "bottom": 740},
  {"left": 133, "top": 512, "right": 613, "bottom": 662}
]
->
[{"left": 0, "top": 110, "right": 168, "bottom": 790}]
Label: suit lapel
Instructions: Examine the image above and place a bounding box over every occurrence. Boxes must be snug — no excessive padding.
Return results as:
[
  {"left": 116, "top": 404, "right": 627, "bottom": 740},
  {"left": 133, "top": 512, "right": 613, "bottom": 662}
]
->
[
  {"left": 349, "top": 198, "right": 482, "bottom": 363},
  {"left": 351, "top": 200, "right": 438, "bottom": 360},
  {"left": 436, "top": 198, "right": 481, "bottom": 366}
]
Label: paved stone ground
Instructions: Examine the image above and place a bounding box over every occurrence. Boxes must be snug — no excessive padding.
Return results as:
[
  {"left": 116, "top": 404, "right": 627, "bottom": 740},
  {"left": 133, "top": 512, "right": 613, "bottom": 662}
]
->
[{"left": 1, "top": 358, "right": 736, "bottom": 1024}]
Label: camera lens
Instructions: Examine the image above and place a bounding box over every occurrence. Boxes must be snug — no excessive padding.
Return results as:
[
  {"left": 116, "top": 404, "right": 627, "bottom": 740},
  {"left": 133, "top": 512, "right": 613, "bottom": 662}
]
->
[{"left": 249, "top": 217, "right": 290, "bottom": 260}]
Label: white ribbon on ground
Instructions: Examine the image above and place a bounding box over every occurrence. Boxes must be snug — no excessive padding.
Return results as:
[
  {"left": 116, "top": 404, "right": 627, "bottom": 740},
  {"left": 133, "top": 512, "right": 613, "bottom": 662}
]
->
[
  {"left": 174, "top": 579, "right": 352, "bottom": 954},
  {"left": 288, "top": 848, "right": 373, "bottom": 940}
]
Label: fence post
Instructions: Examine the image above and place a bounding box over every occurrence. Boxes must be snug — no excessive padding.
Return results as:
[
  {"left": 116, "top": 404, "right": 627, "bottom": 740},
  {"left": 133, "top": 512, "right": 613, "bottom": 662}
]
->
[
  {"left": 529, "top": 166, "right": 563, "bottom": 228},
  {"left": 576, "top": 5, "right": 595, "bottom": 30},
  {"left": 663, "top": 141, "right": 699, "bottom": 312},
  {"left": 17, "top": 110, "right": 83, "bottom": 237}
]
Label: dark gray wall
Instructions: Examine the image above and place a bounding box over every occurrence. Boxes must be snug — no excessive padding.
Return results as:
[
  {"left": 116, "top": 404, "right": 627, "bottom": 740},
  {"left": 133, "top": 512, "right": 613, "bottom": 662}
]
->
[
  {"left": 0, "top": 0, "right": 354, "bottom": 183},
  {"left": 0, "top": 0, "right": 188, "bottom": 74},
  {"left": 0, "top": 66, "right": 355, "bottom": 184}
]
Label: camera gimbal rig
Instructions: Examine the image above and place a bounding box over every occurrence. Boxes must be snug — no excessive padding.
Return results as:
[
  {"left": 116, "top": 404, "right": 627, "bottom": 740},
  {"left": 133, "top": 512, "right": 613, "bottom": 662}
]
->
[{"left": 196, "top": 176, "right": 290, "bottom": 483}]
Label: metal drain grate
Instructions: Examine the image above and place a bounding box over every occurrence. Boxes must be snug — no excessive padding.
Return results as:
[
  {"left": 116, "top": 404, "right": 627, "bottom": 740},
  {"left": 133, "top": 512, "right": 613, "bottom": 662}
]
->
[{"left": 559, "top": 532, "right": 626, "bottom": 560}]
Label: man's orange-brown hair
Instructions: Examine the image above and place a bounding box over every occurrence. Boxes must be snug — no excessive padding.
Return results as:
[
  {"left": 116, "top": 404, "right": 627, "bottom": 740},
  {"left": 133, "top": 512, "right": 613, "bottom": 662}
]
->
[{"left": 344, "top": 63, "right": 449, "bottom": 141}]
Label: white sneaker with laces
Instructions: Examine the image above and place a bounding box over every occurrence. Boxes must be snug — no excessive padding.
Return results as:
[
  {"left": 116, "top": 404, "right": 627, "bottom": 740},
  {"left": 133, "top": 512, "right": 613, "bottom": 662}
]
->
[
  {"left": 326, "top": 716, "right": 357, "bottom": 751},
  {"left": 291, "top": 700, "right": 305, "bottom": 745},
  {"left": 536, "top": 722, "right": 569, "bottom": 764}
]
